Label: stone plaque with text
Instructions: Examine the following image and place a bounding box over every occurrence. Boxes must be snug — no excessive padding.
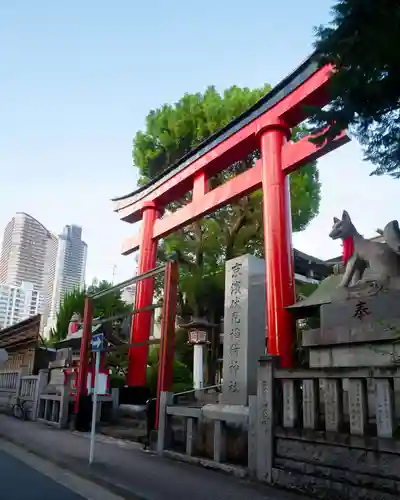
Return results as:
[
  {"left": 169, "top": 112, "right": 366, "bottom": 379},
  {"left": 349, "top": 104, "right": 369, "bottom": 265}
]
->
[{"left": 221, "top": 255, "right": 266, "bottom": 405}]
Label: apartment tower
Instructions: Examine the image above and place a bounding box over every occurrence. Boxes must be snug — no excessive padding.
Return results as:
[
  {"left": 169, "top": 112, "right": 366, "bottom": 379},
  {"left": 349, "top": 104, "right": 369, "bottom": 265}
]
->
[
  {"left": 49, "top": 225, "right": 87, "bottom": 322},
  {"left": 0, "top": 213, "right": 58, "bottom": 324}
]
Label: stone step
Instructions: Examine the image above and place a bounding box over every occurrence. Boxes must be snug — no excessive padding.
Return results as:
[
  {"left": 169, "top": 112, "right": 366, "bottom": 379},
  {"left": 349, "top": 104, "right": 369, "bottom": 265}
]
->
[
  {"left": 118, "top": 404, "right": 147, "bottom": 419},
  {"left": 100, "top": 425, "right": 147, "bottom": 442},
  {"left": 117, "top": 416, "right": 147, "bottom": 429}
]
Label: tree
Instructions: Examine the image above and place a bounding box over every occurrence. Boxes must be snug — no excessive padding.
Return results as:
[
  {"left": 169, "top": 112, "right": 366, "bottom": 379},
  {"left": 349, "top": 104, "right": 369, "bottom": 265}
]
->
[
  {"left": 49, "top": 280, "right": 131, "bottom": 343},
  {"left": 133, "top": 85, "right": 321, "bottom": 320},
  {"left": 147, "top": 346, "right": 193, "bottom": 396},
  {"left": 312, "top": 0, "right": 400, "bottom": 177}
]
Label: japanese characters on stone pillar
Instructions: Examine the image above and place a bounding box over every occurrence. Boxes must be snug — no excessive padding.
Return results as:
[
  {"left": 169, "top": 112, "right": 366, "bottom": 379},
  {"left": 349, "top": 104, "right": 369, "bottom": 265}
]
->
[{"left": 221, "top": 254, "right": 266, "bottom": 405}]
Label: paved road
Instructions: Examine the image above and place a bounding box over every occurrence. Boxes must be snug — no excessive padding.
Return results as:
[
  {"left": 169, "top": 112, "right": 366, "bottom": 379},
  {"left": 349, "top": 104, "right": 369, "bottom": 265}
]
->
[
  {"left": 0, "top": 449, "right": 84, "bottom": 500},
  {"left": 0, "top": 415, "right": 307, "bottom": 500}
]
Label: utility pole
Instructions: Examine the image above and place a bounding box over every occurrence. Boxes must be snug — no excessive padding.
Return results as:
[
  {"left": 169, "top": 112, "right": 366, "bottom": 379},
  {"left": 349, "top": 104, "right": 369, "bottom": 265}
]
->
[{"left": 112, "top": 264, "right": 117, "bottom": 284}]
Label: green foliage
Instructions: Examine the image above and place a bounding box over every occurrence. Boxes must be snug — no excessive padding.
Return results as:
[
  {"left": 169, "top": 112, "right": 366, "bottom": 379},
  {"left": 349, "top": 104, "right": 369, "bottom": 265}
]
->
[
  {"left": 106, "top": 328, "right": 193, "bottom": 389},
  {"left": 312, "top": 0, "right": 400, "bottom": 177},
  {"left": 107, "top": 349, "right": 129, "bottom": 379},
  {"left": 296, "top": 281, "right": 319, "bottom": 300},
  {"left": 50, "top": 280, "right": 193, "bottom": 393},
  {"left": 174, "top": 327, "right": 194, "bottom": 369},
  {"left": 146, "top": 346, "right": 193, "bottom": 396},
  {"left": 49, "top": 288, "right": 84, "bottom": 343},
  {"left": 49, "top": 279, "right": 131, "bottom": 343},
  {"left": 133, "top": 85, "right": 321, "bottom": 319},
  {"left": 133, "top": 85, "right": 269, "bottom": 180}
]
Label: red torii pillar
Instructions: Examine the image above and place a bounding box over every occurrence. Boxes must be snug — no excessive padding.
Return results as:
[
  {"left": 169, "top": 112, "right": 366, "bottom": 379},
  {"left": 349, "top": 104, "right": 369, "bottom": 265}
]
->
[
  {"left": 127, "top": 202, "right": 160, "bottom": 386},
  {"left": 116, "top": 63, "right": 349, "bottom": 382},
  {"left": 259, "top": 119, "right": 296, "bottom": 366},
  {"left": 127, "top": 121, "right": 295, "bottom": 380}
]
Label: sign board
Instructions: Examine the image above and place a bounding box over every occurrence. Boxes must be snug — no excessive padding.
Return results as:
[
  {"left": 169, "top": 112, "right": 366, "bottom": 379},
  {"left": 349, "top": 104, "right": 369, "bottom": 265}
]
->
[{"left": 91, "top": 333, "right": 104, "bottom": 352}]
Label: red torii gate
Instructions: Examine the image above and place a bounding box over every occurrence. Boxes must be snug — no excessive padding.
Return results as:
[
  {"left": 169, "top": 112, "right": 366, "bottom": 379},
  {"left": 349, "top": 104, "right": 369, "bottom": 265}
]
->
[{"left": 113, "top": 56, "right": 350, "bottom": 386}]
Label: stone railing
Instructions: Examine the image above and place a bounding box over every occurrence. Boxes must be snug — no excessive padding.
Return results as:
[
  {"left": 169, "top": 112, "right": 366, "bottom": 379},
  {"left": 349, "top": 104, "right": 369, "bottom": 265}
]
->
[
  {"left": 19, "top": 375, "right": 39, "bottom": 401},
  {"left": 0, "top": 371, "right": 20, "bottom": 392},
  {"left": 257, "top": 356, "right": 400, "bottom": 499},
  {"left": 157, "top": 391, "right": 251, "bottom": 470},
  {"left": 20, "top": 371, "right": 48, "bottom": 420},
  {"left": 158, "top": 357, "right": 400, "bottom": 499},
  {"left": 0, "top": 369, "right": 47, "bottom": 420},
  {"left": 36, "top": 392, "right": 69, "bottom": 428},
  {"left": 36, "top": 369, "right": 70, "bottom": 429}
]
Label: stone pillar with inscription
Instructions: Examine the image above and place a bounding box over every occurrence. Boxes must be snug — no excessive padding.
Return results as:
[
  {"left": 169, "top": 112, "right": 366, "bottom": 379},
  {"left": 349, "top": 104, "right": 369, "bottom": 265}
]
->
[{"left": 221, "top": 254, "right": 266, "bottom": 405}]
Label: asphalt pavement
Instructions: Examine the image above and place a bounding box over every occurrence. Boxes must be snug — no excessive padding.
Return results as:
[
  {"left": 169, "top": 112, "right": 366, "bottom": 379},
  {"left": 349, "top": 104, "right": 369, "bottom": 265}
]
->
[
  {"left": 0, "top": 414, "right": 309, "bottom": 500},
  {"left": 0, "top": 449, "right": 84, "bottom": 500}
]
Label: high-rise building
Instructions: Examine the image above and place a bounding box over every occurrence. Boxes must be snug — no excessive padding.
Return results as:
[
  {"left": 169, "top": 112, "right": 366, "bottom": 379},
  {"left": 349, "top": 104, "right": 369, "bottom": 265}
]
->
[
  {"left": 0, "top": 281, "right": 42, "bottom": 329},
  {"left": 0, "top": 213, "right": 58, "bottom": 325},
  {"left": 49, "top": 225, "right": 87, "bottom": 322}
]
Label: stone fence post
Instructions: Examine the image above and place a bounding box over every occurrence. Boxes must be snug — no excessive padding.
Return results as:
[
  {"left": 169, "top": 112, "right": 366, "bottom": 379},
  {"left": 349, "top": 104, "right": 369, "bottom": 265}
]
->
[
  {"left": 157, "top": 391, "right": 173, "bottom": 454},
  {"left": 256, "top": 355, "right": 278, "bottom": 483},
  {"left": 59, "top": 385, "right": 70, "bottom": 428},
  {"left": 15, "top": 367, "right": 28, "bottom": 401},
  {"left": 32, "top": 369, "right": 48, "bottom": 420}
]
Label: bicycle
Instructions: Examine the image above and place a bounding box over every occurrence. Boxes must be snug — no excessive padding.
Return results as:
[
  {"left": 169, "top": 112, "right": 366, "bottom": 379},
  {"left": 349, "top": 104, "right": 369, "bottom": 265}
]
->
[{"left": 11, "top": 399, "right": 32, "bottom": 421}]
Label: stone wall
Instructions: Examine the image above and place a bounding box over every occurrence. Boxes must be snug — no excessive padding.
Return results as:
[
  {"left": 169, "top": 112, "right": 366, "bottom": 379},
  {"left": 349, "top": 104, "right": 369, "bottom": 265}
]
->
[{"left": 158, "top": 359, "right": 400, "bottom": 500}]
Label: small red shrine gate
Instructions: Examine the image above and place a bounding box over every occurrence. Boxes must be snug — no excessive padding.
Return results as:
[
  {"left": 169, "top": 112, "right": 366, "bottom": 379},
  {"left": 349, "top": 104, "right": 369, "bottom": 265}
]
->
[
  {"left": 74, "top": 261, "right": 178, "bottom": 421},
  {"left": 113, "top": 56, "right": 350, "bottom": 386}
]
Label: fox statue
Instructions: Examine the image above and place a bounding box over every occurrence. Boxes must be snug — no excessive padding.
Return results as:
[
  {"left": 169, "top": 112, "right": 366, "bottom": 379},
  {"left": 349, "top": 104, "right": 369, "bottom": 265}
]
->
[{"left": 329, "top": 210, "right": 400, "bottom": 288}]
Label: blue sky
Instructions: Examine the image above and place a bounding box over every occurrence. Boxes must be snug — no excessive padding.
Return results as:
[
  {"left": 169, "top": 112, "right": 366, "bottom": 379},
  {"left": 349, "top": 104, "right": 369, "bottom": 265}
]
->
[{"left": 1, "top": 1, "right": 398, "bottom": 284}]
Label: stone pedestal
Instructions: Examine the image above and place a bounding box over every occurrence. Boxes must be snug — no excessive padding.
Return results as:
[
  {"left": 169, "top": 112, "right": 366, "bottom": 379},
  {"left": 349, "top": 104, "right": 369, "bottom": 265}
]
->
[
  {"left": 43, "top": 348, "right": 72, "bottom": 395},
  {"left": 303, "top": 291, "right": 400, "bottom": 368},
  {"left": 221, "top": 255, "right": 266, "bottom": 405},
  {"left": 193, "top": 344, "right": 205, "bottom": 390},
  {"left": 302, "top": 291, "right": 400, "bottom": 418}
]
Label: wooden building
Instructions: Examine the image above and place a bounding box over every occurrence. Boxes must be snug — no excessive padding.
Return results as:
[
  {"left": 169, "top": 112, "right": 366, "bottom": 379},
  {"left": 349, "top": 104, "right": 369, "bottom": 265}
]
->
[
  {"left": 0, "top": 315, "right": 55, "bottom": 374},
  {"left": 293, "top": 249, "right": 332, "bottom": 284}
]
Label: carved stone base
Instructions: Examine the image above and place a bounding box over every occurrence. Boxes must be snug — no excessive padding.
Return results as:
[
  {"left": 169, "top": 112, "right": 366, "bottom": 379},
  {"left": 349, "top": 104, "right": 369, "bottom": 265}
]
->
[{"left": 302, "top": 290, "right": 400, "bottom": 418}]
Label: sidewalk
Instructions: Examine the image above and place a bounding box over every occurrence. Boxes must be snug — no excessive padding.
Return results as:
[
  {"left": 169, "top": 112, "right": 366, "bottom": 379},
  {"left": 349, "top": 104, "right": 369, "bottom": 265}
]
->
[{"left": 0, "top": 414, "right": 308, "bottom": 500}]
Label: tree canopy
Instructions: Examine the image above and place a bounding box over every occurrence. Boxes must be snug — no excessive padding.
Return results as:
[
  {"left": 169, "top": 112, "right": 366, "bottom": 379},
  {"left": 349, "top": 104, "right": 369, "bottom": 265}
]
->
[
  {"left": 133, "top": 85, "right": 321, "bottom": 320},
  {"left": 49, "top": 280, "right": 131, "bottom": 343},
  {"left": 312, "top": 0, "right": 400, "bottom": 177}
]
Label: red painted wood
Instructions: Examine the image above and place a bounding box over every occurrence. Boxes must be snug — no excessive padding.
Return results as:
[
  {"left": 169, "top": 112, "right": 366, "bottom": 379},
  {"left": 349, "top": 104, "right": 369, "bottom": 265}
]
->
[
  {"left": 155, "top": 261, "right": 179, "bottom": 428},
  {"left": 116, "top": 65, "right": 333, "bottom": 223},
  {"left": 126, "top": 202, "right": 159, "bottom": 386},
  {"left": 120, "top": 132, "right": 348, "bottom": 255},
  {"left": 260, "top": 120, "right": 296, "bottom": 368},
  {"left": 74, "top": 297, "right": 94, "bottom": 414},
  {"left": 118, "top": 62, "right": 346, "bottom": 378},
  {"left": 192, "top": 172, "right": 208, "bottom": 201},
  {"left": 283, "top": 130, "right": 348, "bottom": 175}
]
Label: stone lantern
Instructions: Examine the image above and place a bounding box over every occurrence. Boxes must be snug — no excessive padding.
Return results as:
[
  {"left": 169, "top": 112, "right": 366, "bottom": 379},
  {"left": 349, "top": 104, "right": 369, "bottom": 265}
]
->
[{"left": 180, "top": 317, "right": 217, "bottom": 391}]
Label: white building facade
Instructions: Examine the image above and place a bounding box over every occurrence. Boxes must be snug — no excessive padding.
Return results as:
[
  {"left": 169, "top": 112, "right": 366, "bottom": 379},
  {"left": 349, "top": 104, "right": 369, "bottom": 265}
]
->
[
  {"left": 0, "top": 281, "right": 42, "bottom": 329},
  {"left": 121, "top": 284, "right": 136, "bottom": 305},
  {"left": 48, "top": 225, "right": 87, "bottom": 323},
  {"left": 0, "top": 213, "right": 58, "bottom": 325}
]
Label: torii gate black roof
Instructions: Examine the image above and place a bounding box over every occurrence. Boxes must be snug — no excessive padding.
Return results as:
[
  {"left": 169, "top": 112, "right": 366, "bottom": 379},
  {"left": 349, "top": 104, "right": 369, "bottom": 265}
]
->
[{"left": 112, "top": 53, "right": 318, "bottom": 208}]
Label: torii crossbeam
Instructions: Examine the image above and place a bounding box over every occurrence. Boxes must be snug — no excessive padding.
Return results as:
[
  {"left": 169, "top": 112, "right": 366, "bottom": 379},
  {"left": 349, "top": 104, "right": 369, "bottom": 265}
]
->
[{"left": 112, "top": 55, "right": 350, "bottom": 387}]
